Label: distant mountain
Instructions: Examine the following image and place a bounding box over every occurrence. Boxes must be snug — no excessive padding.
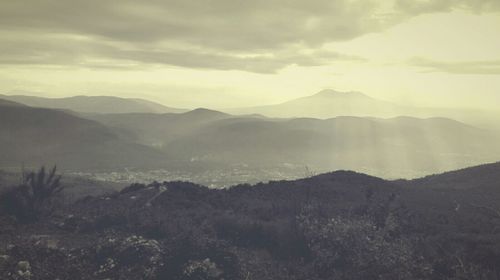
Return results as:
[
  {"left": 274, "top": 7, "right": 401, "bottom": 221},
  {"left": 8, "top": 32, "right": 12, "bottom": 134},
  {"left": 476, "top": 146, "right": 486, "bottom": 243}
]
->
[
  {"left": 162, "top": 115, "right": 500, "bottom": 178},
  {"left": 0, "top": 98, "right": 25, "bottom": 107},
  {"left": 225, "top": 89, "right": 418, "bottom": 119},
  {"left": 82, "top": 104, "right": 500, "bottom": 178},
  {"left": 225, "top": 89, "right": 500, "bottom": 130},
  {"left": 0, "top": 104, "right": 169, "bottom": 170},
  {"left": 87, "top": 108, "right": 233, "bottom": 146},
  {"left": 0, "top": 94, "right": 186, "bottom": 114},
  {"left": 2, "top": 95, "right": 499, "bottom": 178}
]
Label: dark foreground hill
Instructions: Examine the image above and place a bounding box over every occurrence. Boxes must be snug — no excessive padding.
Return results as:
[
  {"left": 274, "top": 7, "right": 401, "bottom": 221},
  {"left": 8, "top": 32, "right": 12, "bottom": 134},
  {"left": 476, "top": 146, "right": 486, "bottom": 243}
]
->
[
  {"left": 404, "top": 161, "right": 500, "bottom": 190},
  {"left": 1, "top": 163, "right": 500, "bottom": 279}
]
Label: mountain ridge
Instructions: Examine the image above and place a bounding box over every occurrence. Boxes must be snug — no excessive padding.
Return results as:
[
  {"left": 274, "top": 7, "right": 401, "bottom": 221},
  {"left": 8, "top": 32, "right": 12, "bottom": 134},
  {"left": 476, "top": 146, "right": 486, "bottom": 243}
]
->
[
  {"left": 0, "top": 94, "right": 186, "bottom": 114},
  {"left": 223, "top": 89, "right": 500, "bottom": 129}
]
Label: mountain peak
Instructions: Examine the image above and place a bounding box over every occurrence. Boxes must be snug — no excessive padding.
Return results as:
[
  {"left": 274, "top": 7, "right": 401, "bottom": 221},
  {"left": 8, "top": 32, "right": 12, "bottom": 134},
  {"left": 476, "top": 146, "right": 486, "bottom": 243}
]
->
[
  {"left": 312, "top": 89, "right": 370, "bottom": 99},
  {"left": 183, "top": 108, "right": 230, "bottom": 117}
]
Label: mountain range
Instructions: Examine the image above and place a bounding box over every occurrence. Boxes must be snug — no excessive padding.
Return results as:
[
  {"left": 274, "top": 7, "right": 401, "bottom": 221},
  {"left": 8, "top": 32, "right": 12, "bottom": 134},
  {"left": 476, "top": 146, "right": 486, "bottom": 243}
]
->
[
  {"left": 225, "top": 89, "right": 500, "bottom": 130},
  {"left": 160, "top": 115, "right": 500, "bottom": 178},
  {"left": 1, "top": 90, "right": 499, "bottom": 178}
]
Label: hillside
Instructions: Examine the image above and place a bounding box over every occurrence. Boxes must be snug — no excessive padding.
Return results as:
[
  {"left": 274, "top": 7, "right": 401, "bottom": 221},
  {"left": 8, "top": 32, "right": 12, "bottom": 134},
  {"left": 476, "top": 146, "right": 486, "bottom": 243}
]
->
[
  {"left": 87, "top": 108, "right": 233, "bottom": 146},
  {"left": 84, "top": 108, "right": 500, "bottom": 178},
  {"left": 0, "top": 94, "right": 185, "bottom": 114},
  {"left": 0, "top": 98, "right": 25, "bottom": 107},
  {"left": 2, "top": 164, "right": 500, "bottom": 279},
  {"left": 163, "top": 115, "right": 500, "bottom": 178},
  {"left": 404, "top": 161, "right": 500, "bottom": 190},
  {"left": 0, "top": 105, "right": 170, "bottom": 170}
]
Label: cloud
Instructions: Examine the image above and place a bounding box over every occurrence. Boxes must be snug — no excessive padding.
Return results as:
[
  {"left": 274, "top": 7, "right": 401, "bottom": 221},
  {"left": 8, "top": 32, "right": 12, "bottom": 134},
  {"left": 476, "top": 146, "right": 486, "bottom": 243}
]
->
[
  {"left": 0, "top": 0, "right": 392, "bottom": 73},
  {"left": 409, "top": 57, "right": 500, "bottom": 75},
  {"left": 0, "top": 1, "right": 395, "bottom": 50},
  {"left": 0, "top": 0, "right": 498, "bottom": 73},
  {"left": 0, "top": 31, "right": 364, "bottom": 73},
  {"left": 396, "top": 0, "right": 500, "bottom": 14}
]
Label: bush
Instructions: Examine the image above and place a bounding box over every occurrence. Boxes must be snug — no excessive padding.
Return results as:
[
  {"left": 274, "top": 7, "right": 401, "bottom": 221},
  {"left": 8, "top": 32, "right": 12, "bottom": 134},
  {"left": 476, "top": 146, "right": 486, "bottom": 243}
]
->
[
  {"left": 298, "top": 206, "right": 432, "bottom": 279},
  {"left": 0, "top": 165, "right": 63, "bottom": 222}
]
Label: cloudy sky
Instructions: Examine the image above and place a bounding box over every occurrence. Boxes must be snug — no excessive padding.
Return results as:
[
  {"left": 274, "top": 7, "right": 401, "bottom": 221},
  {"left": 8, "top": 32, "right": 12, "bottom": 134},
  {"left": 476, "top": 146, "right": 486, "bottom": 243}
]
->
[{"left": 0, "top": 0, "right": 499, "bottom": 109}]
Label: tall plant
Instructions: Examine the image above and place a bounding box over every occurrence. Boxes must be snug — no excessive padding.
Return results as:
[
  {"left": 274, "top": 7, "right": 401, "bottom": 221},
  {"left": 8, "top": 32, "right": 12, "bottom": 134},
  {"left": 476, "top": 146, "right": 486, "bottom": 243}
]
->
[{"left": 0, "top": 165, "right": 63, "bottom": 222}]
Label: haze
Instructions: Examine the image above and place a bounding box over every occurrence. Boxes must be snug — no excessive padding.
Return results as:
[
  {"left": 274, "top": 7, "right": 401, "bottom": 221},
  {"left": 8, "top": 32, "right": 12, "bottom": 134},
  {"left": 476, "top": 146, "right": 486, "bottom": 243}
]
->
[
  {"left": 0, "top": 0, "right": 499, "bottom": 110},
  {"left": 3, "top": 2, "right": 500, "bottom": 278}
]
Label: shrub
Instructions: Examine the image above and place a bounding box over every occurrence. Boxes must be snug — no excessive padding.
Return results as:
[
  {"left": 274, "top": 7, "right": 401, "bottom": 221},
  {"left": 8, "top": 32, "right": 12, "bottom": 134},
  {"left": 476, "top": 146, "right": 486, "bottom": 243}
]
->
[
  {"left": 214, "top": 214, "right": 310, "bottom": 260},
  {"left": 297, "top": 207, "right": 432, "bottom": 279},
  {"left": 0, "top": 165, "right": 63, "bottom": 222}
]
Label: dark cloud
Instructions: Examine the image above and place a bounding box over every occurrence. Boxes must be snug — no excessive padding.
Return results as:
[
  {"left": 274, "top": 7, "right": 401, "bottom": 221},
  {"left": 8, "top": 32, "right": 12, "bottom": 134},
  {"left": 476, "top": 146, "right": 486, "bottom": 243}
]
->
[
  {"left": 0, "top": 0, "right": 390, "bottom": 50},
  {"left": 0, "top": 0, "right": 498, "bottom": 72},
  {"left": 396, "top": 0, "right": 500, "bottom": 14},
  {"left": 409, "top": 57, "right": 500, "bottom": 75},
  {"left": 103, "top": 49, "right": 364, "bottom": 73},
  {"left": 0, "top": 32, "right": 363, "bottom": 73}
]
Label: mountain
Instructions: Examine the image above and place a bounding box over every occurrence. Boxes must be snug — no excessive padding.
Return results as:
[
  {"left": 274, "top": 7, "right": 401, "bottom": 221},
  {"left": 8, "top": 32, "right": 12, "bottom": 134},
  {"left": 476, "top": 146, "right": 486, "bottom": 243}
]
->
[
  {"left": 162, "top": 115, "right": 500, "bottom": 178},
  {"left": 2, "top": 95, "right": 498, "bottom": 179},
  {"left": 403, "top": 161, "right": 500, "bottom": 190},
  {"left": 0, "top": 94, "right": 186, "bottom": 114},
  {"left": 82, "top": 105, "right": 500, "bottom": 179},
  {"left": 225, "top": 89, "right": 417, "bottom": 119},
  {"left": 0, "top": 104, "right": 169, "bottom": 170},
  {"left": 86, "top": 108, "right": 233, "bottom": 146},
  {"left": 225, "top": 89, "right": 500, "bottom": 130},
  {"left": 0, "top": 98, "right": 25, "bottom": 107}
]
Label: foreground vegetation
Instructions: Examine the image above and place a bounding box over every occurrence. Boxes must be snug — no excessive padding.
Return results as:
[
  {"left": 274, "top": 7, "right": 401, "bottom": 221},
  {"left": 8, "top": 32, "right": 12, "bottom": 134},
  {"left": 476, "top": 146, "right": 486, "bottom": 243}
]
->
[{"left": 1, "top": 164, "right": 500, "bottom": 279}]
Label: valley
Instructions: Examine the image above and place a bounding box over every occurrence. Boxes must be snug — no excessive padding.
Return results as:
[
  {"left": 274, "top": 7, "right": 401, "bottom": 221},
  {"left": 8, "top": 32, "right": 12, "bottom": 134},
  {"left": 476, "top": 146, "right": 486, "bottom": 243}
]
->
[{"left": 1, "top": 90, "right": 499, "bottom": 182}]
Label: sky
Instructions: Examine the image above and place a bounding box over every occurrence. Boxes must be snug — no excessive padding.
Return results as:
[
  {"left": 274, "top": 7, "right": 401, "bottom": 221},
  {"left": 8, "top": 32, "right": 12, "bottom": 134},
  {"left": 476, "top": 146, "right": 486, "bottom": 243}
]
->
[{"left": 0, "top": 0, "right": 499, "bottom": 109}]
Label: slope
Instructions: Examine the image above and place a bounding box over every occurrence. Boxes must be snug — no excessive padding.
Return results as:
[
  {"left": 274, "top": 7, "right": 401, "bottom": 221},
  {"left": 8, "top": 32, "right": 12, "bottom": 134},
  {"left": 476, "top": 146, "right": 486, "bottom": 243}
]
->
[
  {"left": 0, "top": 105, "right": 169, "bottom": 170},
  {"left": 0, "top": 94, "right": 185, "bottom": 114},
  {"left": 163, "top": 115, "right": 500, "bottom": 178}
]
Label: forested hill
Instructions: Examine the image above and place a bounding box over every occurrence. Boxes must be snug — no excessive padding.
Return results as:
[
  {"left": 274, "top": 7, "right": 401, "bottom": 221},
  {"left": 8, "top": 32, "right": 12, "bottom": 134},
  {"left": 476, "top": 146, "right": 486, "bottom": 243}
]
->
[{"left": 1, "top": 163, "right": 500, "bottom": 279}]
